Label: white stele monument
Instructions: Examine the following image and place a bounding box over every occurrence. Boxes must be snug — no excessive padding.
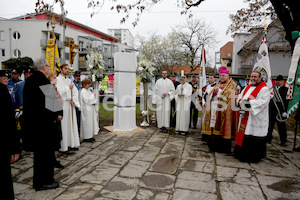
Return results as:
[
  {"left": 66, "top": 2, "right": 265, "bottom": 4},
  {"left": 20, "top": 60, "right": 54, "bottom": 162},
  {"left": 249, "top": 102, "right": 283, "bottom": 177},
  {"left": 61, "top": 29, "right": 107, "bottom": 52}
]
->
[{"left": 113, "top": 53, "right": 137, "bottom": 131}]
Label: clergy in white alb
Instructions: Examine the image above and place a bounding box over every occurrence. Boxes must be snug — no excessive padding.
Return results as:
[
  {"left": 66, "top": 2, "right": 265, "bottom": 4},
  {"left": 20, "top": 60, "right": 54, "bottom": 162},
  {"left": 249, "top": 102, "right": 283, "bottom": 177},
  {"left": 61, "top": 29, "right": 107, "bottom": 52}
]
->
[
  {"left": 80, "top": 79, "right": 99, "bottom": 142},
  {"left": 175, "top": 74, "right": 192, "bottom": 135},
  {"left": 152, "top": 71, "right": 175, "bottom": 132},
  {"left": 234, "top": 71, "right": 270, "bottom": 163},
  {"left": 56, "top": 64, "right": 80, "bottom": 152}
]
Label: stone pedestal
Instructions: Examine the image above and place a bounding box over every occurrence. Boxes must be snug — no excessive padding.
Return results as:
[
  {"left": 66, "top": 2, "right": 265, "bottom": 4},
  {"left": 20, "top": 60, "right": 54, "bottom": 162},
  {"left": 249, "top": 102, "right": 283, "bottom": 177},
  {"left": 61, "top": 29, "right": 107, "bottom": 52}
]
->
[{"left": 113, "top": 53, "right": 137, "bottom": 131}]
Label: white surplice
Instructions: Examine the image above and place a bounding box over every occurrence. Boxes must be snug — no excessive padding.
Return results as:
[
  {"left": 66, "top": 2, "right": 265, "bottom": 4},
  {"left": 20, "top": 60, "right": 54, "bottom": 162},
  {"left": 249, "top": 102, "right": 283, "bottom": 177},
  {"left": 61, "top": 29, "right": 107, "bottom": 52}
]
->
[
  {"left": 56, "top": 74, "right": 80, "bottom": 151},
  {"left": 201, "top": 82, "right": 216, "bottom": 125},
  {"left": 80, "top": 88, "right": 99, "bottom": 139},
  {"left": 237, "top": 85, "right": 270, "bottom": 137},
  {"left": 152, "top": 78, "right": 175, "bottom": 128},
  {"left": 175, "top": 82, "right": 192, "bottom": 132}
]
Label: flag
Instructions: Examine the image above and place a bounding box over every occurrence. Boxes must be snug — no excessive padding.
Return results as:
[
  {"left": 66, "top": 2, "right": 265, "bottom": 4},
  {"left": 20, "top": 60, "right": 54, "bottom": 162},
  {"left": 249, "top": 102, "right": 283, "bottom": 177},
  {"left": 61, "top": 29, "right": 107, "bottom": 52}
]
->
[
  {"left": 198, "top": 44, "right": 206, "bottom": 97},
  {"left": 286, "top": 32, "right": 300, "bottom": 117},
  {"left": 252, "top": 35, "right": 273, "bottom": 96},
  {"left": 46, "top": 38, "right": 60, "bottom": 73}
]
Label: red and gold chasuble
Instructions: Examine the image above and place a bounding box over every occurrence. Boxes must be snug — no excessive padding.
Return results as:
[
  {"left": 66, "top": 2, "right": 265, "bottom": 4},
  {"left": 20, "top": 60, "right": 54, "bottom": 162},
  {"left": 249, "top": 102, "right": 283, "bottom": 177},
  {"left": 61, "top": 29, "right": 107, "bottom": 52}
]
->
[
  {"left": 202, "top": 78, "right": 238, "bottom": 139},
  {"left": 236, "top": 81, "right": 267, "bottom": 147},
  {"left": 213, "top": 78, "right": 239, "bottom": 139}
]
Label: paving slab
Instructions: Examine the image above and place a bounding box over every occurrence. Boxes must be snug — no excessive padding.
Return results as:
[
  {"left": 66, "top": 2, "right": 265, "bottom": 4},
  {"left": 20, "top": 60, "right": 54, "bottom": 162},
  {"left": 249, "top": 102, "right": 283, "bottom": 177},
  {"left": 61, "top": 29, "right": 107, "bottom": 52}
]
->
[
  {"left": 101, "top": 176, "right": 139, "bottom": 199},
  {"left": 150, "top": 154, "right": 180, "bottom": 174},
  {"left": 120, "top": 160, "right": 151, "bottom": 178},
  {"left": 80, "top": 166, "right": 120, "bottom": 185},
  {"left": 219, "top": 182, "right": 264, "bottom": 200},
  {"left": 175, "top": 179, "right": 216, "bottom": 193},
  {"left": 140, "top": 172, "right": 176, "bottom": 190},
  {"left": 54, "top": 183, "right": 94, "bottom": 200},
  {"left": 179, "top": 159, "right": 214, "bottom": 173},
  {"left": 134, "top": 189, "right": 169, "bottom": 200},
  {"left": 173, "top": 189, "right": 218, "bottom": 200},
  {"left": 256, "top": 174, "right": 300, "bottom": 200}
]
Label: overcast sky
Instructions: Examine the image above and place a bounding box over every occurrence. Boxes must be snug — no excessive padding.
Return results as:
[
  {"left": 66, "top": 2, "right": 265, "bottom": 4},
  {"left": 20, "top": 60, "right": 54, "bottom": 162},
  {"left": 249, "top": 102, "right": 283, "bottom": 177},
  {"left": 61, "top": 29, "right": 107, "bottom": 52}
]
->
[{"left": 0, "top": 0, "right": 248, "bottom": 65}]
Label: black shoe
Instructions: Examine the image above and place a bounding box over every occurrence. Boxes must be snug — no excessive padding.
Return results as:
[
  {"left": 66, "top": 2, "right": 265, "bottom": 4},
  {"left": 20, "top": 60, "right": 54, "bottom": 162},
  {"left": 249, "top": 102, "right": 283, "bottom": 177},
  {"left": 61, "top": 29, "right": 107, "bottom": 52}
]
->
[
  {"left": 54, "top": 161, "right": 64, "bottom": 169},
  {"left": 279, "top": 142, "right": 287, "bottom": 146},
  {"left": 59, "top": 150, "right": 73, "bottom": 155},
  {"left": 82, "top": 138, "right": 95, "bottom": 142},
  {"left": 35, "top": 182, "right": 59, "bottom": 191},
  {"left": 69, "top": 147, "right": 79, "bottom": 151}
]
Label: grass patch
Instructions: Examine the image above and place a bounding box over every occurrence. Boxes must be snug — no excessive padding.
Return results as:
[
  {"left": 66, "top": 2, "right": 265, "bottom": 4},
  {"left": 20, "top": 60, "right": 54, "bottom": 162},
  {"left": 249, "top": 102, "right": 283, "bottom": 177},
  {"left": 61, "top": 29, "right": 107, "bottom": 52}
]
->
[{"left": 99, "top": 103, "right": 156, "bottom": 125}]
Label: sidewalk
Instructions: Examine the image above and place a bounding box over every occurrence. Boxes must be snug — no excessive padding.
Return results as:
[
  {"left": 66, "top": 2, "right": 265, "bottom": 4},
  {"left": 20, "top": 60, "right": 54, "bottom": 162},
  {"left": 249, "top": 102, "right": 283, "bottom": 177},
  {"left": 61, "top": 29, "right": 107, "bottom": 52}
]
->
[{"left": 12, "top": 128, "right": 300, "bottom": 200}]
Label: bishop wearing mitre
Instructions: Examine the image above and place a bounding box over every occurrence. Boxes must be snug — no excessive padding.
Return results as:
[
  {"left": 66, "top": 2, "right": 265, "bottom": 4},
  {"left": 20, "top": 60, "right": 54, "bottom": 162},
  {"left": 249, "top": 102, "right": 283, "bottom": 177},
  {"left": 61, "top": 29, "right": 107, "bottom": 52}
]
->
[{"left": 202, "top": 66, "right": 239, "bottom": 153}]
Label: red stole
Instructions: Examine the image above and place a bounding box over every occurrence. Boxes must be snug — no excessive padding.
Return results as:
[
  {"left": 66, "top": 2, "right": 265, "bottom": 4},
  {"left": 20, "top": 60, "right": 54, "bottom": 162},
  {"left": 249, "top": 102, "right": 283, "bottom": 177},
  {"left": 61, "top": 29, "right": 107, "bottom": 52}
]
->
[{"left": 236, "top": 82, "right": 267, "bottom": 147}]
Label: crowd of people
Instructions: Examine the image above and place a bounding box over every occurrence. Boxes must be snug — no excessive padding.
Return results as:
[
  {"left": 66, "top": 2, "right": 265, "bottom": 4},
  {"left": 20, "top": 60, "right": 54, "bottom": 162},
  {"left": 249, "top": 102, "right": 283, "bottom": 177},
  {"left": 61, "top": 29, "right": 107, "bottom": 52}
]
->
[
  {"left": 1, "top": 59, "right": 295, "bottom": 199},
  {"left": 1, "top": 58, "right": 99, "bottom": 198},
  {"left": 152, "top": 66, "right": 291, "bottom": 163}
]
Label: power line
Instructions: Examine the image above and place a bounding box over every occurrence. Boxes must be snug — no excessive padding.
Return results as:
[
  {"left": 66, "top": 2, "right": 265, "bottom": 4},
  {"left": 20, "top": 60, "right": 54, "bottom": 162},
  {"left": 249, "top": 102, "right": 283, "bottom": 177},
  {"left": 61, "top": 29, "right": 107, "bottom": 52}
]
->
[{"left": 0, "top": 9, "right": 238, "bottom": 17}]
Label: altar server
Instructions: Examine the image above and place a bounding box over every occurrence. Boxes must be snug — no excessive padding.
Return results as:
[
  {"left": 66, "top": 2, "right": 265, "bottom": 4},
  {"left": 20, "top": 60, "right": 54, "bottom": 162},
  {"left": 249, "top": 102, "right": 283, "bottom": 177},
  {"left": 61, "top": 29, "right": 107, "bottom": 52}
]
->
[
  {"left": 56, "top": 64, "right": 80, "bottom": 153},
  {"left": 80, "top": 79, "right": 99, "bottom": 142},
  {"left": 175, "top": 74, "right": 192, "bottom": 135}
]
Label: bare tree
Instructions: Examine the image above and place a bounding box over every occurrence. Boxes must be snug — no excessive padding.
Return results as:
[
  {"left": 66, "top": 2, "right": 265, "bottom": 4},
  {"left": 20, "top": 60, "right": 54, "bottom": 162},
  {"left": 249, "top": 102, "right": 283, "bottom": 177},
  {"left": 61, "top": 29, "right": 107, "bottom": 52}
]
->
[
  {"left": 35, "top": 0, "right": 300, "bottom": 52},
  {"left": 173, "top": 18, "right": 216, "bottom": 72},
  {"left": 137, "top": 32, "right": 186, "bottom": 72}
]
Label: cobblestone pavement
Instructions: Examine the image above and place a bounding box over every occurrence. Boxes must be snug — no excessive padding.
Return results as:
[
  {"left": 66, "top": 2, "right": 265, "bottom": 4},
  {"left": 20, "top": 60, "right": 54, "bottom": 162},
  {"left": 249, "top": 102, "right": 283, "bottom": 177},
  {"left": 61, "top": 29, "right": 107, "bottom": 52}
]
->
[{"left": 12, "top": 127, "right": 300, "bottom": 200}]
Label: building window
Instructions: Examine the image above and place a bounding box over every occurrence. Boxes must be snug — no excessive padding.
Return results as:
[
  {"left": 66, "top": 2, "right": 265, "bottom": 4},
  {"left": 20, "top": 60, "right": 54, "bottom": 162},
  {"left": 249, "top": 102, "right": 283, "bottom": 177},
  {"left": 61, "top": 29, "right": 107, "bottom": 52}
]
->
[
  {"left": 13, "top": 31, "right": 21, "bottom": 40},
  {"left": 65, "top": 53, "right": 69, "bottom": 60},
  {"left": 79, "top": 41, "right": 84, "bottom": 51},
  {"left": 1, "top": 49, "right": 5, "bottom": 58},
  {"left": 13, "top": 49, "right": 21, "bottom": 57},
  {"left": 0, "top": 31, "right": 4, "bottom": 40}
]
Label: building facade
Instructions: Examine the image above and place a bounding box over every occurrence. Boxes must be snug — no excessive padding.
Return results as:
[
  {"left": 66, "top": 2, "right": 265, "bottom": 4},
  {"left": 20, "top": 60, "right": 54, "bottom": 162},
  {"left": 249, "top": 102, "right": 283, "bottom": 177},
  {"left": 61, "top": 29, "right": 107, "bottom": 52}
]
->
[
  {"left": 0, "top": 13, "right": 135, "bottom": 72},
  {"left": 232, "top": 20, "right": 291, "bottom": 77},
  {"left": 107, "top": 29, "right": 134, "bottom": 48},
  {"left": 220, "top": 41, "right": 233, "bottom": 73}
]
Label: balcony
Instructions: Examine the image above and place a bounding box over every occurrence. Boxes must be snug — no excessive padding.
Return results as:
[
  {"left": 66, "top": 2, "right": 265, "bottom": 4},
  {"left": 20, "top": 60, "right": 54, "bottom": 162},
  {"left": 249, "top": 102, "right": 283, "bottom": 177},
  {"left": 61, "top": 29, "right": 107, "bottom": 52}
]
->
[{"left": 40, "top": 39, "right": 63, "bottom": 49}]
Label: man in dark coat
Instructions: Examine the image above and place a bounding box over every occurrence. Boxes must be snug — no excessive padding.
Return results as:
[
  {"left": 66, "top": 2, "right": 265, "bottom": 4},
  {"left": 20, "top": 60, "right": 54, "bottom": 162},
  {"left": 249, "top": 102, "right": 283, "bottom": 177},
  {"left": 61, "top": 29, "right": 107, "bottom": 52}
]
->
[
  {"left": 189, "top": 74, "right": 199, "bottom": 129},
  {"left": 0, "top": 71, "right": 21, "bottom": 200},
  {"left": 170, "top": 74, "right": 180, "bottom": 127},
  {"left": 23, "top": 58, "right": 61, "bottom": 191},
  {"left": 267, "top": 75, "right": 289, "bottom": 146}
]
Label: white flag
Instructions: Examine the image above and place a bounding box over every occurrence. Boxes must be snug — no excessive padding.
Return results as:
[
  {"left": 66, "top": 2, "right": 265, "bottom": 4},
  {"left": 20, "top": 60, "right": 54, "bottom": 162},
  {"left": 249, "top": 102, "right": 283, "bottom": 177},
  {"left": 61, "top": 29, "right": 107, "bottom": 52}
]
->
[
  {"left": 198, "top": 45, "right": 206, "bottom": 97},
  {"left": 252, "top": 36, "right": 273, "bottom": 95}
]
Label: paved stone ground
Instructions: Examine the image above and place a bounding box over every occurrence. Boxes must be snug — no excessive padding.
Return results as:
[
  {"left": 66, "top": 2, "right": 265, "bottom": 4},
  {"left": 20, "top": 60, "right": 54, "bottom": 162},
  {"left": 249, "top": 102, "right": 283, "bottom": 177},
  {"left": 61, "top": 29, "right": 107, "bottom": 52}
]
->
[{"left": 12, "top": 127, "right": 300, "bottom": 200}]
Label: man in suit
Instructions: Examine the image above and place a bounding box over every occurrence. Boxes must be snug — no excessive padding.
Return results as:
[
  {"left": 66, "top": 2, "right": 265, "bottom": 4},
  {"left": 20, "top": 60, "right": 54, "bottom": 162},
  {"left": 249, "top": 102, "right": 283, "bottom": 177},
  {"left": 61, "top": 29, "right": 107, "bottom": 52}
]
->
[
  {"left": 267, "top": 75, "right": 289, "bottom": 146},
  {"left": 23, "top": 58, "right": 61, "bottom": 191}
]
